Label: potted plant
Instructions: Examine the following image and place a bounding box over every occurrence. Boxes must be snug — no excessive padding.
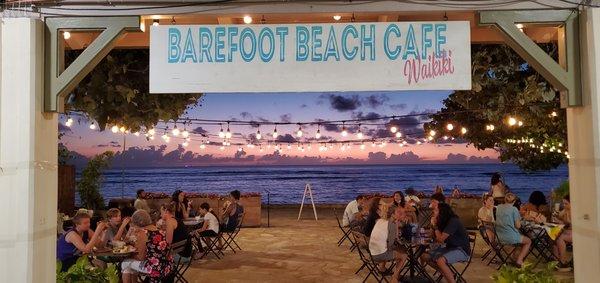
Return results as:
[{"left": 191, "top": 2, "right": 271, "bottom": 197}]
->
[
  {"left": 492, "top": 262, "right": 558, "bottom": 283},
  {"left": 57, "top": 256, "right": 119, "bottom": 283}
]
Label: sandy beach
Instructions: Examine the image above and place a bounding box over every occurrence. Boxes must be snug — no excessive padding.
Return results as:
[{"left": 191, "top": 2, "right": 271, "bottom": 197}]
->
[{"left": 183, "top": 206, "right": 574, "bottom": 282}]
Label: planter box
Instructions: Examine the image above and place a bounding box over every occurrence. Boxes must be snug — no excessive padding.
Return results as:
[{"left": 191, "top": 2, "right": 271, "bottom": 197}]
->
[
  {"left": 239, "top": 196, "right": 261, "bottom": 227},
  {"left": 145, "top": 198, "right": 172, "bottom": 212},
  {"left": 447, "top": 198, "right": 481, "bottom": 229}
]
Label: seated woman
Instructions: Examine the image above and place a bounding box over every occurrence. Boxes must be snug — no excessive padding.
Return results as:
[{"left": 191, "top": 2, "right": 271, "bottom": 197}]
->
[
  {"left": 57, "top": 212, "right": 106, "bottom": 271},
  {"left": 121, "top": 210, "right": 173, "bottom": 283},
  {"left": 100, "top": 208, "right": 130, "bottom": 247},
  {"left": 172, "top": 190, "right": 191, "bottom": 220},
  {"left": 421, "top": 203, "right": 470, "bottom": 283},
  {"left": 368, "top": 199, "right": 407, "bottom": 282},
  {"left": 553, "top": 194, "right": 573, "bottom": 272},
  {"left": 221, "top": 190, "right": 245, "bottom": 232},
  {"left": 478, "top": 194, "right": 496, "bottom": 242},
  {"left": 520, "top": 190, "right": 548, "bottom": 224},
  {"left": 495, "top": 193, "right": 531, "bottom": 267},
  {"left": 159, "top": 203, "right": 192, "bottom": 257}
]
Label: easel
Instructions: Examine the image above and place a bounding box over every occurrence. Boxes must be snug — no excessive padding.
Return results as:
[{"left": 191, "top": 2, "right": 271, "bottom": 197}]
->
[{"left": 297, "top": 183, "right": 318, "bottom": 221}]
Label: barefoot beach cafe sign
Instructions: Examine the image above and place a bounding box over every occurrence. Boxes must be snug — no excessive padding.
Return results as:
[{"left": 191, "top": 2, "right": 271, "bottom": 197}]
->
[{"left": 149, "top": 22, "right": 471, "bottom": 93}]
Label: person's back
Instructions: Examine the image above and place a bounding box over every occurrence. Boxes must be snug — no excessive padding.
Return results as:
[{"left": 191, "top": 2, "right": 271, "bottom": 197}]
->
[
  {"left": 343, "top": 199, "right": 359, "bottom": 227},
  {"left": 495, "top": 203, "right": 521, "bottom": 244},
  {"left": 368, "top": 219, "right": 390, "bottom": 256},
  {"left": 225, "top": 203, "right": 244, "bottom": 231}
]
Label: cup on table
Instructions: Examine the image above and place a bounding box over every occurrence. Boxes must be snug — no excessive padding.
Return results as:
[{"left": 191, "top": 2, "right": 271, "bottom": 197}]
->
[{"left": 111, "top": 240, "right": 126, "bottom": 248}]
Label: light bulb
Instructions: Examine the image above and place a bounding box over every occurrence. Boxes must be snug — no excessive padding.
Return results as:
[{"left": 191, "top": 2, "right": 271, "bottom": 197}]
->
[
  {"left": 296, "top": 126, "right": 303, "bottom": 137},
  {"left": 67, "top": 118, "right": 73, "bottom": 124},
  {"left": 429, "top": 130, "right": 437, "bottom": 137},
  {"left": 149, "top": 135, "right": 155, "bottom": 140},
  {"left": 486, "top": 124, "right": 495, "bottom": 131},
  {"left": 273, "top": 127, "right": 278, "bottom": 138},
  {"left": 390, "top": 126, "right": 398, "bottom": 133},
  {"left": 134, "top": 132, "right": 140, "bottom": 136},
  {"left": 399, "top": 143, "right": 404, "bottom": 147},
  {"left": 256, "top": 130, "right": 262, "bottom": 140},
  {"left": 395, "top": 132, "right": 402, "bottom": 138},
  {"left": 446, "top": 123, "right": 454, "bottom": 131},
  {"left": 238, "top": 147, "right": 243, "bottom": 152},
  {"left": 182, "top": 130, "right": 189, "bottom": 138},
  {"left": 461, "top": 127, "right": 467, "bottom": 134},
  {"left": 182, "top": 141, "right": 189, "bottom": 147},
  {"left": 119, "top": 126, "right": 126, "bottom": 133},
  {"left": 200, "top": 144, "right": 206, "bottom": 149},
  {"left": 360, "top": 143, "right": 366, "bottom": 150},
  {"left": 111, "top": 125, "right": 119, "bottom": 133},
  {"left": 219, "top": 127, "right": 225, "bottom": 138},
  {"left": 371, "top": 141, "right": 376, "bottom": 147},
  {"left": 417, "top": 141, "right": 422, "bottom": 145},
  {"left": 63, "top": 31, "right": 71, "bottom": 40},
  {"left": 508, "top": 117, "right": 517, "bottom": 126},
  {"left": 315, "top": 129, "right": 321, "bottom": 139},
  {"left": 243, "top": 15, "right": 253, "bottom": 24},
  {"left": 172, "top": 127, "right": 180, "bottom": 136},
  {"left": 220, "top": 146, "right": 225, "bottom": 151},
  {"left": 162, "top": 133, "right": 169, "bottom": 140},
  {"left": 148, "top": 128, "right": 155, "bottom": 136},
  {"left": 152, "top": 19, "right": 159, "bottom": 26},
  {"left": 518, "top": 121, "right": 523, "bottom": 127},
  {"left": 357, "top": 131, "right": 364, "bottom": 139},
  {"left": 164, "top": 136, "right": 170, "bottom": 143},
  {"left": 333, "top": 15, "right": 342, "bottom": 21},
  {"left": 225, "top": 128, "right": 232, "bottom": 139},
  {"left": 551, "top": 111, "right": 558, "bottom": 117},
  {"left": 287, "top": 144, "right": 292, "bottom": 149},
  {"left": 443, "top": 136, "right": 449, "bottom": 140},
  {"left": 89, "top": 123, "right": 96, "bottom": 130}
]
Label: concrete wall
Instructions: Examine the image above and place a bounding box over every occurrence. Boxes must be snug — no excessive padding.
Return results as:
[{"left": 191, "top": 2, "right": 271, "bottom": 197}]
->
[
  {"left": 0, "top": 18, "right": 58, "bottom": 283},
  {"left": 567, "top": 7, "right": 600, "bottom": 281}
]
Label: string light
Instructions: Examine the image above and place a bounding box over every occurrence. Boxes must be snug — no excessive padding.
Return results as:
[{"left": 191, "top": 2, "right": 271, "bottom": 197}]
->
[
  {"left": 89, "top": 123, "right": 96, "bottom": 130},
  {"left": 65, "top": 117, "right": 74, "bottom": 127},
  {"left": 315, "top": 125, "right": 322, "bottom": 139},
  {"left": 357, "top": 124, "right": 363, "bottom": 139},
  {"left": 333, "top": 15, "right": 342, "bottom": 21},
  {"left": 507, "top": 117, "right": 517, "bottom": 126},
  {"left": 341, "top": 122, "right": 348, "bottom": 137},
  {"left": 446, "top": 123, "right": 454, "bottom": 131},
  {"left": 134, "top": 132, "right": 140, "bottom": 136},
  {"left": 111, "top": 125, "right": 119, "bottom": 133},
  {"left": 256, "top": 127, "right": 262, "bottom": 140},
  {"left": 219, "top": 124, "right": 225, "bottom": 138},
  {"left": 199, "top": 143, "right": 206, "bottom": 150},
  {"left": 119, "top": 126, "right": 126, "bottom": 133},
  {"left": 172, "top": 125, "right": 180, "bottom": 136},
  {"left": 243, "top": 15, "right": 253, "bottom": 24},
  {"left": 182, "top": 128, "right": 189, "bottom": 138},
  {"left": 486, "top": 124, "right": 495, "bottom": 131},
  {"left": 273, "top": 126, "right": 279, "bottom": 139},
  {"left": 152, "top": 19, "right": 160, "bottom": 26},
  {"left": 429, "top": 130, "right": 437, "bottom": 137},
  {"left": 63, "top": 31, "right": 71, "bottom": 40},
  {"left": 395, "top": 132, "right": 402, "bottom": 138},
  {"left": 461, "top": 127, "right": 467, "bottom": 134},
  {"left": 296, "top": 125, "right": 303, "bottom": 137},
  {"left": 225, "top": 123, "right": 232, "bottom": 139},
  {"left": 182, "top": 141, "right": 189, "bottom": 147},
  {"left": 390, "top": 126, "right": 398, "bottom": 133},
  {"left": 360, "top": 143, "right": 366, "bottom": 150},
  {"left": 148, "top": 128, "right": 156, "bottom": 136},
  {"left": 550, "top": 111, "right": 558, "bottom": 117}
]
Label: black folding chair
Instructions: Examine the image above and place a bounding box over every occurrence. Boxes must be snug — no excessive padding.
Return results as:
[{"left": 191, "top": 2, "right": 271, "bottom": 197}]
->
[
  {"left": 351, "top": 231, "right": 394, "bottom": 283},
  {"left": 434, "top": 231, "right": 477, "bottom": 283},
  {"left": 171, "top": 239, "right": 194, "bottom": 283},
  {"left": 334, "top": 208, "right": 354, "bottom": 249},
  {"left": 520, "top": 224, "right": 556, "bottom": 267},
  {"left": 481, "top": 221, "right": 520, "bottom": 269},
  {"left": 221, "top": 213, "right": 245, "bottom": 253},
  {"left": 193, "top": 230, "right": 224, "bottom": 260}
]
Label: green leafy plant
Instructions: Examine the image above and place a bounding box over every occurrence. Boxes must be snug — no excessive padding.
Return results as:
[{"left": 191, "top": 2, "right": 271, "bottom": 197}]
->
[
  {"left": 57, "top": 256, "right": 119, "bottom": 283},
  {"left": 77, "top": 151, "right": 114, "bottom": 210},
  {"left": 65, "top": 49, "right": 203, "bottom": 132},
  {"left": 425, "top": 44, "right": 567, "bottom": 171},
  {"left": 552, "top": 180, "right": 569, "bottom": 202},
  {"left": 492, "top": 262, "right": 558, "bottom": 283}
]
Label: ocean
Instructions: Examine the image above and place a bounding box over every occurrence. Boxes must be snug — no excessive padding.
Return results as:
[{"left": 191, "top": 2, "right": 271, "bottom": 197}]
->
[{"left": 87, "top": 164, "right": 569, "bottom": 205}]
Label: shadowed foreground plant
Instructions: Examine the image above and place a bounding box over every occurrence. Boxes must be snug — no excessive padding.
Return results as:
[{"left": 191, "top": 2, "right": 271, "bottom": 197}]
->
[{"left": 492, "top": 262, "right": 558, "bottom": 283}]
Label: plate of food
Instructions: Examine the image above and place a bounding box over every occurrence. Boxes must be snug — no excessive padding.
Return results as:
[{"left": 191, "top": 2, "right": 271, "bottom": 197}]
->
[{"left": 112, "top": 245, "right": 137, "bottom": 254}]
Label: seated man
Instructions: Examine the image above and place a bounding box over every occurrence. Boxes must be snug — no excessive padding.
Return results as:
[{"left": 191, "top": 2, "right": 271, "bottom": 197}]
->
[
  {"left": 133, "top": 189, "right": 150, "bottom": 212},
  {"left": 421, "top": 203, "right": 470, "bottom": 283},
  {"left": 553, "top": 194, "right": 573, "bottom": 272},
  {"left": 343, "top": 194, "right": 365, "bottom": 227},
  {"left": 57, "top": 212, "right": 106, "bottom": 271}
]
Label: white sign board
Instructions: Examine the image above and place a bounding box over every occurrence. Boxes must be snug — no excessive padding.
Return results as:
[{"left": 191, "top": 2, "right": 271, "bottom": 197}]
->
[{"left": 150, "top": 22, "right": 471, "bottom": 93}]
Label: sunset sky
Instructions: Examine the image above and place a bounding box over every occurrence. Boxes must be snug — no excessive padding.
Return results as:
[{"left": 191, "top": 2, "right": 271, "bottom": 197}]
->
[{"left": 59, "top": 90, "right": 499, "bottom": 167}]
